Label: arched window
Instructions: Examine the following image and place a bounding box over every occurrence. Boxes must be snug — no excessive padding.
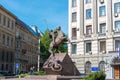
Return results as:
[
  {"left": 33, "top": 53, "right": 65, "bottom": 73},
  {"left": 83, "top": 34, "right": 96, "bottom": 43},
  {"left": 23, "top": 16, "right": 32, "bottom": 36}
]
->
[
  {"left": 99, "top": 61, "right": 105, "bottom": 71},
  {"left": 85, "top": 61, "right": 91, "bottom": 73}
]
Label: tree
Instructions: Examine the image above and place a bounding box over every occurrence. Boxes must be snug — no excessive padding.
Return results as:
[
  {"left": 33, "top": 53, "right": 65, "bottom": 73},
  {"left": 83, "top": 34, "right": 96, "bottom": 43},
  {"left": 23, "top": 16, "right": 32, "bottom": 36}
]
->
[{"left": 40, "top": 29, "right": 51, "bottom": 61}]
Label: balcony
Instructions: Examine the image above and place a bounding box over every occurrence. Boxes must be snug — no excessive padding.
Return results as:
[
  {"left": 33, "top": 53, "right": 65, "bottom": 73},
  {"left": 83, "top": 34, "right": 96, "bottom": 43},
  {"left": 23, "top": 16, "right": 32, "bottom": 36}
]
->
[
  {"left": 109, "top": 50, "right": 119, "bottom": 53},
  {"left": 16, "top": 35, "right": 22, "bottom": 40},
  {"left": 84, "top": 34, "right": 91, "bottom": 38},
  {"left": 71, "top": 37, "right": 77, "bottom": 40},
  {"left": 22, "top": 49, "right": 27, "bottom": 54},
  {"left": 114, "top": 28, "right": 120, "bottom": 35},
  {"left": 16, "top": 57, "right": 28, "bottom": 62},
  {"left": 114, "top": 31, "right": 120, "bottom": 35},
  {"left": 98, "top": 33, "right": 106, "bottom": 37}
]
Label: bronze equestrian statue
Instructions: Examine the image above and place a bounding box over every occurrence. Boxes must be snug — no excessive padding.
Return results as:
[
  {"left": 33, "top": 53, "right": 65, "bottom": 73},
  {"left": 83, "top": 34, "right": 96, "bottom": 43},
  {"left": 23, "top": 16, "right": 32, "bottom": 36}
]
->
[
  {"left": 49, "top": 26, "right": 66, "bottom": 56},
  {"left": 44, "top": 26, "right": 67, "bottom": 71}
]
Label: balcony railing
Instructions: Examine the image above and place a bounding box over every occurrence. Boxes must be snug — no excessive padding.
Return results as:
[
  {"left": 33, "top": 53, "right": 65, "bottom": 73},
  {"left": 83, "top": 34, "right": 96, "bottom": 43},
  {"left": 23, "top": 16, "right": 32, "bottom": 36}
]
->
[
  {"left": 84, "top": 34, "right": 91, "bottom": 38},
  {"left": 114, "top": 31, "right": 120, "bottom": 35},
  {"left": 22, "top": 49, "right": 27, "bottom": 54},
  {"left": 17, "top": 57, "right": 28, "bottom": 62},
  {"left": 16, "top": 35, "right": 22, "bottom": 39},
  {"left": 98, "top": 33, "right": 106, "bottom": 36},
  {"left": 71, "top": 37, "right": 77, "bottom": 40},
  {"left": 109, "top": 50, "right": 119, "bottom": 53}
]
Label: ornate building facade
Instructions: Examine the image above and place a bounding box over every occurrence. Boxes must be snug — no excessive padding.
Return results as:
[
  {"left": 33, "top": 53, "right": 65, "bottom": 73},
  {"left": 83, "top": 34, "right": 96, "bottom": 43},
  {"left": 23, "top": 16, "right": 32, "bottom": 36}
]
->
[
  {"left": 0, "top": 5, "right": 16, "bottom": 72},
  {"left": 0, "top": 5, "right": 41, "bottom": 73},
  {"left": 15, "top": 19, "right": 39, "bottom": 73},
  {"left": 68, "top": 0, "right": 120, "bottom": 79}
]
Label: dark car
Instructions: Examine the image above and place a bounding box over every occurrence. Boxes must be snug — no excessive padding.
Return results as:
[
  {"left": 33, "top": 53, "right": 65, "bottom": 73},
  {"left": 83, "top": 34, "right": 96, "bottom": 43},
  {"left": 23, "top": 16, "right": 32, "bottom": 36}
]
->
[
  {"left": 6, "top": 71, "right": 15, "bottom": 76},
  {"left": 80, "top": 73, "right": 86, "bottom": 77},
  {"left": 0, "top": 71, "right": 15, "bottom": 76}
]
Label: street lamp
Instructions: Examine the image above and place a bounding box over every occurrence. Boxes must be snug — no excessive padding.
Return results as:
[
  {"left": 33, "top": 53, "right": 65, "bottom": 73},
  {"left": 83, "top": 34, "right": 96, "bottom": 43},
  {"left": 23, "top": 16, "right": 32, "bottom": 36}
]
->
[{"left": 37, "top": 39, "right": 40, "bottom": 72}]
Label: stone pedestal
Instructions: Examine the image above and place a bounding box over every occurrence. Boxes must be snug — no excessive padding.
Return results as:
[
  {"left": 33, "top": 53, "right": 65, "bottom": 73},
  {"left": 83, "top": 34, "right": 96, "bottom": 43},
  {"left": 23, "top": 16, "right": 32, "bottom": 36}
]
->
[
  {"left": 43, "top": 53, "right": 80, "bottom": 76},
  {"left": 25, "top": 75, "right": 82, "bottom": 80}
]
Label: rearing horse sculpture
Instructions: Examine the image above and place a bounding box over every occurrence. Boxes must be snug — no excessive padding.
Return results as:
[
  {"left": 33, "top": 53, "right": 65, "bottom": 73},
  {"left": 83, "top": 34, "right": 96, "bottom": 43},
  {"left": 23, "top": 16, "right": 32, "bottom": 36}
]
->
[
  {"left": 49, "top": 26, "right": 67, "bottom": 56},
  {"left": 46, "top": 26, "right": 67, "bottom": 71}
]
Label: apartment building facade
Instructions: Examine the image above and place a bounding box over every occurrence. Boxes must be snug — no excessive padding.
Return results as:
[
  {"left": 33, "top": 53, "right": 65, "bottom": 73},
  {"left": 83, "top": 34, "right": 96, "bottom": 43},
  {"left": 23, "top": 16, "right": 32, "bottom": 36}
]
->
[
  {"left": 68, "top": 0, "right": 120, "bottom": 79},
  {"left": 0, "top": 5, "right": 40, "bottom": 74},
  {"left": 0, "top": 5, "right": 16, "bottom": 72},
  {"left": 15, "top": 19, "right": 39, "bottom": 73}
]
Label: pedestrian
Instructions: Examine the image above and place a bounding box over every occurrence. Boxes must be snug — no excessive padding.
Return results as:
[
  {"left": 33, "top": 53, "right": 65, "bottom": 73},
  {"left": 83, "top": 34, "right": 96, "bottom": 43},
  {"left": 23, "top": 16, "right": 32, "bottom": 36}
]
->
[{"left": 30, "top": 66, "right": 33, "bottom": 75}]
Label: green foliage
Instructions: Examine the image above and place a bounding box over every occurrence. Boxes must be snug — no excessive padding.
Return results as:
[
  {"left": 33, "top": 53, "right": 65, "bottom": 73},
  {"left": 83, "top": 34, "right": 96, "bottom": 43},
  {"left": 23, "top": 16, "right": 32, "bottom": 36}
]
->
[
  {"left": 83, "top": 71, "right": 106, "bottom": 80},
  {"left": 40, "top": 29, "right": 51, "bottom": 51},
  {"left": 0, "top": 74, "right": 3, "bottom": 77},
  {"left": 16, "top": 73, "right": 29, "bottom": 78},
  {"left": 33, "top": 71, "right": 46, "bottom": 75},
  {"left": 40, "top": 29, "right": 51, "bottom": 61}
]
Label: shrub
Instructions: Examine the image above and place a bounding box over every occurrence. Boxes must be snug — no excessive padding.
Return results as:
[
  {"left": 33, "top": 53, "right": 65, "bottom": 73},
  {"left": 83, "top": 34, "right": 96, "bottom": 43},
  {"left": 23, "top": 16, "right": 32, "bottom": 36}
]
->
[
  {"left": 0, "top": 74, "right": 3, "bottom": 77},
  {"left": 33, "top": 71, "right": 46, "bottom": 75},
  {"left": 83, "top": 71, "right": 106, "bottom": 80},
  {"left": 16, "top": 73, "right": 29, "bottom": 78}
]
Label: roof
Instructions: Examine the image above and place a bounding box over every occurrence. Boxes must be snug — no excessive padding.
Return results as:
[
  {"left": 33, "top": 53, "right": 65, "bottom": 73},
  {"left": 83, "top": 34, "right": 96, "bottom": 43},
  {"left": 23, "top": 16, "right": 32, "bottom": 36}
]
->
[
  {"left": 31, "top": 25, "right": 43, "bottom": 37},
  {"left": 16, "top": 19, "right": 39, "bottom": 37},
  {"left": 0, "top": 5, "right": 42, "bottom": 37}
]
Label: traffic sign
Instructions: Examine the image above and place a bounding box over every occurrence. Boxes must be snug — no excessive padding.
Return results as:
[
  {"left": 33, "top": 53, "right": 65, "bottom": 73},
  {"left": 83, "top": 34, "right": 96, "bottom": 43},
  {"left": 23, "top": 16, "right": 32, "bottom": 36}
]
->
[
  {"left": 15, "top": 63, "right": 19, "bottom": 69},
  {"left": 91, "top": 67, "right": 99, "bottom": 71}
]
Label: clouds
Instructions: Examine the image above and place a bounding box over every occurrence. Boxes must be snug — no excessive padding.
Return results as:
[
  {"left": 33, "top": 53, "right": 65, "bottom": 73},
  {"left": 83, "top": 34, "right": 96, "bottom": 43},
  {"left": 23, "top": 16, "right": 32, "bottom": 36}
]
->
[{"left": 0, "top": 0, "right": 68, "bottom": 34}]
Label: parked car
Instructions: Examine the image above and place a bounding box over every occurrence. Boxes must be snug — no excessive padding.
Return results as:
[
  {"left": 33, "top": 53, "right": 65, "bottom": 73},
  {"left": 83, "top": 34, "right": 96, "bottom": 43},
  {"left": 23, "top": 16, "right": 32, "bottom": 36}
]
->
[
  {"left": 0, "top": 71, "right": 15, "bottom": 76},
  {"left": 80, "top": 73, "right": 86, "bottom": 77}
]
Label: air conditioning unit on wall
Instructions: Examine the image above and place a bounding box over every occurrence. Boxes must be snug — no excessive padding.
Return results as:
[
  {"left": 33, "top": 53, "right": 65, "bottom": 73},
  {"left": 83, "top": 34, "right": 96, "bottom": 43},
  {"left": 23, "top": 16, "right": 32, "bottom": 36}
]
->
[{"left": 99, "top": 0, "right": 104, "bottom": 4}]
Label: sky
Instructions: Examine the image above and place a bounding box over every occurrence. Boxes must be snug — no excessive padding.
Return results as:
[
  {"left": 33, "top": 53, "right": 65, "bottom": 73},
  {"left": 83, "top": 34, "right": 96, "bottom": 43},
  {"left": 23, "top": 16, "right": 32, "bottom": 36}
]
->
[{"left": 0, "top": 0, "right": 68, "bottom": 34}]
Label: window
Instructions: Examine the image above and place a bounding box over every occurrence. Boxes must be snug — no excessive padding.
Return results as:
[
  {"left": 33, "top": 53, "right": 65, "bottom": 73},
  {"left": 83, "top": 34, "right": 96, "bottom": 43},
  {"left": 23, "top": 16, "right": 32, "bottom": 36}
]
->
[
  {"left": 72, "top": 28, "right": 77, "bottom": 40},
  {"left": 86, "top": 25, "right": 92, "bottom": 35},
  {"left": 3, "top": 16, "right": 6, "bottom": 26},
  {"left": 6, "top": 64, "right": 8, "bottom": 70},
  {"left": 16, "top": 41, "right": 19, "bottom": 48},
  {"left": 1, "top": 64, "right": 4, "bottom": 71},
  {"left": 100, "top": 23, "right": 106, "bottom": 34},
  {"left": 99, "top": 61, "right": 105, "bottom": 71},
  {"left": 11, "top": 37, "right": 13, "bottom": 47},
  {"left": 7, "top": 18, "right": 10, "bottom": 28},
  {"left": 6, "top": 52, "right": 9, "bottom": 62},
  {"left": 11, "top": 21, "right": 14, "bottom": 30},
  {"left": 86, "top": 0, "right": 91, "bottom": 3},
  {"left": 86, "top": 9, "right": 92, "bottom": 19},
  {"left": 2, "top": 34, "right": 5, "bottom": 45},
  {"left": 0, "top": 14, "right": 1, "bottom": 24},
  {"left": 72, "top": 0, "right": 77, "bottom": 7},
  {"left": 86, "top": 43, "right": 91, "bottom": 53},
  {"left": 85, "top": 61, "right": 91, "bottom": 73},
  {"left": 10, "top": 52, "right": 13, "bottom": 62},
  {"left": 114, "top": 2, "right": 120, "bottom": 13},
  {"left": 115, "top": 40, "right": 120, "bottom": 51},
  {"left": 2, "top": 50, "right": 4, "bottom": 62},
  {"left": 7, "top": 36, "right": 9, "bottom": 46},
  {"left": 99, "top": 6, "right": 106, "bottom": 16},
  {"left": 100, "top": 41, "right": 106, "bottom": 52},
  {"left": 115, "top": 21, "right": 120, "bottom": 30},
  {"left": 72, "top": 12, "right": 77, "bottom": 22},
  {"left": 72, "top": 44, "right": 77, "bottom": 54}
]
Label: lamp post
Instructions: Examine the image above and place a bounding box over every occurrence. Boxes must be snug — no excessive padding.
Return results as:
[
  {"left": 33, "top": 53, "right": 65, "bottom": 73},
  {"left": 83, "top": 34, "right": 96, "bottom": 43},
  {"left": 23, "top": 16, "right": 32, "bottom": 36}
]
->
[{"left": 37, "top": 39, "right": 40, "bottom": 72}]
